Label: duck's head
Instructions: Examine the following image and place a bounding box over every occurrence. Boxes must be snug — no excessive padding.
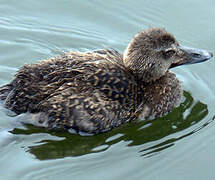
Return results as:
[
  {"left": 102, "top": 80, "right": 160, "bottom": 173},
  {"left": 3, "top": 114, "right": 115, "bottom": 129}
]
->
[{"left": 123, "top": 28, "right": 213, "bottom": 82}]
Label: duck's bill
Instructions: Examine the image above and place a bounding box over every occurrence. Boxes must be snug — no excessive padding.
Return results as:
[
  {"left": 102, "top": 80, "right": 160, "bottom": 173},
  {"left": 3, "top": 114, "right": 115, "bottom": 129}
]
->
[{"left": 170, "top": 46, "right": 213, "bottom": 68}]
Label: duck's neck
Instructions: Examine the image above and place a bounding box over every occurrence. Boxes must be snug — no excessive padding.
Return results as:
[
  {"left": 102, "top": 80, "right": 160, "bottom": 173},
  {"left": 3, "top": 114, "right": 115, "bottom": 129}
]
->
[
  {"left": 137, "top": 71, "right": 183, "bottom": 119},
  {"left": 123, "top": 37, "right": 166, "bottom": 83}
]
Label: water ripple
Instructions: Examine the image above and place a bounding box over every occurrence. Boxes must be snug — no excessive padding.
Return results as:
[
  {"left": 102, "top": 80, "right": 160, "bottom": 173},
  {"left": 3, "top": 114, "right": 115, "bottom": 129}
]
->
[{"left": 0, "top": 0, "right": 215, "bottom": 179}]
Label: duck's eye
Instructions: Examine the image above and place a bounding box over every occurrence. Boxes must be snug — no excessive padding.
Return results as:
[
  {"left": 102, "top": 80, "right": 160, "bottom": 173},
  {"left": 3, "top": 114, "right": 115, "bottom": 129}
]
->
[{"left": 163, "top": 49, "right": 176, "bottom": 59}]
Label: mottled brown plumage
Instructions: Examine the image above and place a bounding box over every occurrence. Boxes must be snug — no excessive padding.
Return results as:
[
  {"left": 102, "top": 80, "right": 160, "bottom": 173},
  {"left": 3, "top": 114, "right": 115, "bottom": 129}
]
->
[{"left": 0, "top": 28, "right": 213, "bottom": 134}]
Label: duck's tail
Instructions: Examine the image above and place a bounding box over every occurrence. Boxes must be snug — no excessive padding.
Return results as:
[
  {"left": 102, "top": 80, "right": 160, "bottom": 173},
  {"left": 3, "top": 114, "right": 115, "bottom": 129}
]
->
[{"left": 0, "top": 84, "right": 13, "bottom": 101}]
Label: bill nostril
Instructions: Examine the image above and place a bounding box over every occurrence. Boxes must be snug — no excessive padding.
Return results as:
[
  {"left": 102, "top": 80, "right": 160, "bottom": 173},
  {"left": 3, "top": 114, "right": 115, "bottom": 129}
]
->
[{"left": 191, "top": 53, "right": 201, "bottom": 58}]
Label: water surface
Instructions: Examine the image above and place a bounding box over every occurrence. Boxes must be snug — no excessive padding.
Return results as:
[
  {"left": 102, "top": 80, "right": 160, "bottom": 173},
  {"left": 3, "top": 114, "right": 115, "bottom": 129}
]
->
[{"left": 0, "top": 0, "right": 215, "bottom": 179}]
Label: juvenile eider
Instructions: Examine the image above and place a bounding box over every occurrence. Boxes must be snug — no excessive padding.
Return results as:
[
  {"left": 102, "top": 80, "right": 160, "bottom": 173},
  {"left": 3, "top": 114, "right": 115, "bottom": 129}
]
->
[{"left": 0, "top": 28, "right": 213, "bottom": 134}]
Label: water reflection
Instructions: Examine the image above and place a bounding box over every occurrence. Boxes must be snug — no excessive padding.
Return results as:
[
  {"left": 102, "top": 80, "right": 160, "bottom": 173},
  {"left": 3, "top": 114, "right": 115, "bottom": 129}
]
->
[{"left": 10, "top": 91, "right": 212, "bottom": 160}]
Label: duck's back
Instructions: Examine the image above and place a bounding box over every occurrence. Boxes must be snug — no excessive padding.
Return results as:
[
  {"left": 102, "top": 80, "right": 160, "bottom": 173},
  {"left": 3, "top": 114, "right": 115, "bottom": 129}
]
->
[{"left": 0, "top": 50, "right": 140, "bottom": 133}]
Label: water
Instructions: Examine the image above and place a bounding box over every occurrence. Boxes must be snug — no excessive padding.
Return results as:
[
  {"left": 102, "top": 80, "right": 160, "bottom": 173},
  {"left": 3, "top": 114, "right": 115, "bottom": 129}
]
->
[{"left": 0, "top": 0, "right": 215, "bottom": 179}]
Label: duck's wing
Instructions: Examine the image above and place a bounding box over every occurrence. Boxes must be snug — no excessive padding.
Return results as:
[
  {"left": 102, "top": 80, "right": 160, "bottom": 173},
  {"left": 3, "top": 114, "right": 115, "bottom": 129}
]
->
[
  {"left": 36, "top": 88, "right": 133, "bottom": 134},
  {"left": 0, "top": 51, "right": 101, "bottom": 113},
  {"left": 0, "top": 64, "right": 94, "bottom": 114},
  {"left": 0, "top": 50, "right": 125, "bottom": 115},
  {"left": 35, "top": 63, "right": 139, "bottom": 134}
]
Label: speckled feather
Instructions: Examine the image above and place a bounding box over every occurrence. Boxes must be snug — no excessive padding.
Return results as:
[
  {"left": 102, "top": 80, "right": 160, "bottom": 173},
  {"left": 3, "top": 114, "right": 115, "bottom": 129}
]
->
[
  {"left": 0, "top": 28, "right": 189, "bottom": 134},
  {"left": 0, "top": 50, "right": 144, "bottom": 133}
]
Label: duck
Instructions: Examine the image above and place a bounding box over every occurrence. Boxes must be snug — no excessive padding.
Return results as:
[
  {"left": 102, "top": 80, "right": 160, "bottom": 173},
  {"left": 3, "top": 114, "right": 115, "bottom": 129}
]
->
[{"left": 0, "top": 28, "right": 213, "bottom": 134}]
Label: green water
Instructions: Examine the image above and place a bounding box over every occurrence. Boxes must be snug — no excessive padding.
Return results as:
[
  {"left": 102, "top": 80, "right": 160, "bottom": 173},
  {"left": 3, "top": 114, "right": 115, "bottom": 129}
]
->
[{"left": 0, "top": 0, "right": 215, "bottom": 179}]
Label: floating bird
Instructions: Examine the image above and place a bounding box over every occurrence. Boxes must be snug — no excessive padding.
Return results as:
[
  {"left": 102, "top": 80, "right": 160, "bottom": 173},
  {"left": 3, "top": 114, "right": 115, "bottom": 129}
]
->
[{"left": 0, "top": 28, "right": 213, "bottom": 134}]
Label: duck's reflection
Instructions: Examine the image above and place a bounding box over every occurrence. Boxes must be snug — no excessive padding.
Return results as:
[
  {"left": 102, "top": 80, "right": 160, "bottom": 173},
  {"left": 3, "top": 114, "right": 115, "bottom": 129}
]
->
[{"left": 10, "top": 91, "right": 212, "bottom": 160}]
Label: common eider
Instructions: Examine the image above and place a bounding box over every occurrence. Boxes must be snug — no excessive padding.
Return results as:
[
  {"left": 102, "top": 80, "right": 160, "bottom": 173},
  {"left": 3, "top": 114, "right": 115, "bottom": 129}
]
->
[{"left": 0, "top": 28, "right": 213, "bottom": 134}]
